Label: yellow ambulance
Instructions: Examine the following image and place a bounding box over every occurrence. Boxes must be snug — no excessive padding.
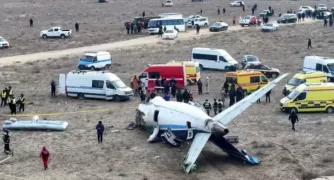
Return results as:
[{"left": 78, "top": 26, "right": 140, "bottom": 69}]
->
[
  {"left": 282, "top": 71, "right": 327, "bottom": 95},
  {"left": 280, "top": 83, "right": 334, "bottom": 113},
  {"left": 167, "top": 61, "right": 201, "bottom": 84},
  {"left": 225, "top": 70, "right": 269, "bottom": 94}
]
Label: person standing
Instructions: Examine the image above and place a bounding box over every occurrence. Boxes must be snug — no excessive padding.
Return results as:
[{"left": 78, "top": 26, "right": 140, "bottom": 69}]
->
[
  {"left": 232, "top": 17, "right": 236, "bottom": 25},
  {"left": 288, "top": 111, "right": 299, "bottom": 131},
  {"left": 1, "top": 89, "right": 6, "bottom": 107},
  {"left": 229, "top": 90, "right": 235, "bottom": 107},
  {"left": 142, "top": 11, "right": 145, "bottom": 18},
  {"left": 75, "top": 23, "right": 79, "bottom": 32},
  {"left": 218, "top": 99, "right": 223, "bottom": 113},
  {"left": 10, "top": 95, "right": 16, "bottom": 115},
  {"left": 196, "top": 24, "right": 200, "bottom": 35},
  {"left": 223, "top": 81, "right": 229, "bottom": 94},
  {"left": 218, "top": 8, "right": 220, "bottom": 15},
  {"left": 203, "top": 99, "right": 211, "bottom": 116},
  {"left": 256, "top": 86, "right": 261, "bottom": 103},
  {"left": 197, "top": 79, "right": 203, "bottom": 95},
  {"left": 265, "top": 90, "right": 271, "bottom": 103},
  {"left": 213, "top": 99, "right": 218, "bottom": 115},
  {"left": 171, "top": 81, "right": 176, "bottom": 98},
  {"left": 200, "top": 9, "right": 203, "bottom": 15},
  {"left": 19, "top": 94, "right": 25, "bottom": 112},
  {"left": 51, "top": 80, "right": 56, "bottom": 97},
  {"left": 182, "top": 89, "right": 190, "bottom": 103},
  {"left": 3, "top": 130, "right": 11, "bottom": 154},
  {"left": 205, "top": 77, "right": 209, "bottom": 94},
  {"left": 242, "top": 4, "right": 245, "bottom": 12},
  {"left": 96, "top": 121, "right": 104, "bottom": 143},
  {"left": 324, "top": 18, "right": 328, "bottom": 27},
  {"left": 220, "top": 89, "right": 226, "bottom": 106},
  {"left": 223, "top": 8, "right": 226, "bottom": 14},
  {"left": 308, "top": 38, "right": 313, "bottom": 49},
  {"left": 30, "top": 18, "right": 33, "bottom": 27},
  {"left": 40, "top": 146, "right": 50, "bottom": 170},
  {"left": 236, "top": 87, "right": 243, "bottom": 102},
  {"left": 8, "top": 86, "right": 13, "bottom": 97}
]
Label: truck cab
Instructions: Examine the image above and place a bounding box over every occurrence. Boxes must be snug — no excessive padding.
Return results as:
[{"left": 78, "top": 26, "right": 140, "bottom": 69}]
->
[{"left": 40, "top": 27, "right": 72, "bottom": 39}]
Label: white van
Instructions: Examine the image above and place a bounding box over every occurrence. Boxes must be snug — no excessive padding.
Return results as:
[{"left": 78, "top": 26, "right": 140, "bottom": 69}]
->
[
  {"left": 303, "top": 56, "right": 334, "bottom": 82},
  {"left": 191, "top": 48, "right": 239, "bottom": 71},
  {"left": 58, "top": 71, "right": 133, "bottom": 101},
  {"left": 78, "top": 51, "right": 112, "bottom": 70}
]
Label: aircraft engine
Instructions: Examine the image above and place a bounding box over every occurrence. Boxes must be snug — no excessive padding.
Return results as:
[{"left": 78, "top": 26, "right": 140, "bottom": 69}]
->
[{"left": 205, "top": 119, "right": 229, "bottom": 136}]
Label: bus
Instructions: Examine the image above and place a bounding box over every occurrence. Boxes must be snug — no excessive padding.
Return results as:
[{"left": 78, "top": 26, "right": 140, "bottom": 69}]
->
[{"left": 147, "top": 17, "right": 185, "bottom": 34}]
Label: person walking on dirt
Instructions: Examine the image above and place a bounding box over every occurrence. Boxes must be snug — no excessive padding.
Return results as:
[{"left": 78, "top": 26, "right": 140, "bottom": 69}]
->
[
  {"left": 142, "top": 11, "right": 145, "bottom": 18},
  {"left": 75, "top": 23, "right": 79, "bottom": 32},
  {"left": 158, "top": 25, "right": 163, "bottom": 37},
  {"left": 308, "top": 39, "right": 313, "bottom": 49},
  {"left": 205, "top": 77, "right": 209, "bottom": 94},
  {"left": 324, "top": 18, "right": 328, "bottom": 27},
  {"left": 96, "top": 121, "right": 105, "bottom": 143},
  {"left": 1, "top": 89, "right": 7, "bottom": 107},
  {"left": 197, "top": 79, "right": 203, "bottom": 95},
  {"left": 51, "top": 80, "right": 56, "bottom": 97},
  {"left": 125, "top": 22, "right": 130, "bottom": 34},
  {"left": 289, "top": 111, "right": 298, "bottom": 131},
  {"left": 196, "top": 24, "right": 200, "bottom": 34},
  {"left": 242, "top": 4, "right": 245, "bottom": 12},
  {"left": 10, "top": 95, "right": 16, "bottom": 115},
  {"left": 223, "top": 8, "right": 226, "bottom": 14},
  {"left": 213, "top": 99, "right": 218, "bottom": 115},
  {"left": 19, "top": 94, "right": 25, "bottom": 112},
  {"left": 200, "top": 9, "right": 203, "bottom": 15},
  {"left": 233, "top": 17, "right": 236, "bottom": 25},
  {"left": 40, "top": 146, "right": 50, "bottom": 170},
  {"left": 265, "top": 90, "right": 271, "bottom": 103},
  {"left": 3, "top": 130, "right": 11, "bottom": 154},
  {"left": 30, "top": 18, "right": 33, "bottom": 27},
  {"left": 130, "top": 22, "right": 134, "bottom": 34},
  {"left": 218, "top": 8, "right": 220, "bottom": 15}
]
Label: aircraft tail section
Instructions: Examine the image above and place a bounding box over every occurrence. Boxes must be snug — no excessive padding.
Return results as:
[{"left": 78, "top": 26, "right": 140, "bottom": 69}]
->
[{"left": 209, "top": 134, "right": 260, "bottom": 165}]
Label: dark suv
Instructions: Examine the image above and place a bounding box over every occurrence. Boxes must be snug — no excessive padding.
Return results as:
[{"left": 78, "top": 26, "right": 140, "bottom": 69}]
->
[
  {"left": 277, "top": 14, "right": 297, "bottom": 23},
  {"left": 244, "top": 64, "right": 280, "bottom": 78}
]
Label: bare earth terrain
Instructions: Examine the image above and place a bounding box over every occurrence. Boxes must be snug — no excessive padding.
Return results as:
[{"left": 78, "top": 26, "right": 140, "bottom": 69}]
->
[{"left": 1, "top": 0, "right": 334, "bottom": 180}]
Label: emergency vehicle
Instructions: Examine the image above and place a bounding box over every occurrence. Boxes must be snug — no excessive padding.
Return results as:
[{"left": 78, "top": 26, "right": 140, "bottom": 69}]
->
[
  {"left": 282, "top": 71, "right": 327, "bottom": 95},
  {"left": 225, "top": 70, "right": 269, "bottom": 94},
  {"left": 167, "top": 61, "right": 201, "bottom": 84},
  {"left": 138, "top": 64, "right": 187, "bottom": 93},
  {"left": 280, "top": 83, "right": 334, "bottom": 113}
]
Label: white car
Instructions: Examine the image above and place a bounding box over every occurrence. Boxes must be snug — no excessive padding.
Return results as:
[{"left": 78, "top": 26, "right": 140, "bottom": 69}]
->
[
  {"left": 0, "top": 36, "right": 9, "bottom": 48},
  {"left": 187, "top": 17, "right": 209, "bottom": 28},
  {"left": 185, "top": 15, "right": 202, "bottom": 22},
  {"left": 40, "top": 27, "right": 72, "bottom": 39},
  {"left": 162, "top": 0, "right": 173, "bottom": 7},
  {"left": 230, "top": 1, "right": 244, "bottom": 7},
  {"left": 299, "top": 6, "right": 315, "bottom": 12},
  {"left": 317, "top": 4, "right": 327, "bottom": 11},
  {"left": 261, "top": 22, "right": 279, "bottom": 32},
  {"left": 162, "top": 29, "right": 178, "bottom": 40}
]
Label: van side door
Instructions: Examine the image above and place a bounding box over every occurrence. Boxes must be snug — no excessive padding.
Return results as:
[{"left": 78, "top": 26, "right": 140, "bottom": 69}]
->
[
  {"left": 250, "top": 76, "right": 261, "bottom": 92},
  {"left": 106, "top": 80, "right": 116, "bottom": 100},
  {"left": 148, "top": 72, "right": 160, "bottom": 92},
  {"left": 139, "top": 72, "right": 149, "bottom": 88},
  {"left": 219, "top": 56, "right": 229, "bottom": 70},
  {"left": 91, "top": 80, "right": 105, "bottom": 99}
]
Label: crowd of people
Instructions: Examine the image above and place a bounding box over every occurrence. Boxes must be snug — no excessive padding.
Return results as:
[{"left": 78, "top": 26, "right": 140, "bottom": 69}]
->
[{"left": 0, "top": 86, "right": 26, "bottom": 114}]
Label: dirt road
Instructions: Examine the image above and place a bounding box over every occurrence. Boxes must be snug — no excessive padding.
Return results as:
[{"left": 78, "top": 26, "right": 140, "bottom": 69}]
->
[{"left": 0, "top": 19, "right": 318, "bottom": 67}]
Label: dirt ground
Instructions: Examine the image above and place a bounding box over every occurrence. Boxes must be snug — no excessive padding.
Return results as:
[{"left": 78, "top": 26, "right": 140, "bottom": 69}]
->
[
  {"left": 1, "top": 19, "right": 334, "bottom": 180},
  {"left": 0, "top": 0, "right": 333, "bottom": 57}
]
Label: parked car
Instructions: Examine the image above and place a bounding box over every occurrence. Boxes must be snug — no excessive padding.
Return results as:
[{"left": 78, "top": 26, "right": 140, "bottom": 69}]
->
[
  {"left": 0, "top": 36, "right": 9, "bottom": 48},
  {"left": 98, "top": 0, "right": 108, "bottom": 2},
  {"left": 162, "top": 29, "right": 178, "bottom": 40},
  {"left": 259, "top": 10, "right": 272, "bottom": 17},
  {"left": 317, "top": 4, "right": 327, "bottom": 11},
  {"left": 162, "top": 0, "right": 173, "bottom": 7},
  {"left": 40, "top": 27, "right": 72, "bottom": 39},
  {"left": 277, "top": 14, "right": 297, "bottom": 23},
  {"left": 244, "top": 63, "right": 280, "bottom": 78},
  {"left": 239, "top": 16, "right": 258, "bottom": 26},
  {"left": 185, "top": 15, "right": 202, "bottom": 22},
  {"left": 230, "top": 1, "right": 244, "bottom": 7},
  {"left": 187, "top": 17, "right": 209, "bottom": 28},
  {"left": 209, "top": 22, "right": 228, "bottom": 32},
  {"left": 261, "top": 22, "right": 279, "bottom": 32},
  {"left": 299, "top": 6, "right": 315, "bottom": 12},
  {"left": 241, "top": 55, "right": 261, "bottom": 68}
]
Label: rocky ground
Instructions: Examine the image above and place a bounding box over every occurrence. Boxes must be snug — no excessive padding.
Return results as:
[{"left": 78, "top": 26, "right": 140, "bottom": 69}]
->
[{"left": 0, "top": 19, "right": 334, "bottom": 180}]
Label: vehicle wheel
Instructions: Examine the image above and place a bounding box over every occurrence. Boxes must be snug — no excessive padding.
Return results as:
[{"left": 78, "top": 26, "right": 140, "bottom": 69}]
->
[
  {"left": 272, "top": 73, "right": 279, "bottom": 79},
  {"left": 204, "top": 23, "right": 208, "bottom": 27},
  {"left": 225, "top": 27, "right": 228, "bottom": 30},
  {"left": 90, "top": 66, "right": 95, "bottom": 71},
  {"left": 103, "top": 65, "right": 109, "bottom": 70},
  {"left": 187, "top": 80, "right": 192, "bottom": 85},
  {"left": 114, "top": 95, "right": 121, "bottom": 102},
  {"left": 199, "top": 64, "right": 203, "bottom": 71},
  {"left": 327, "top": 77, "right": 332, "bottom": 82},
  {"left": 60, "top": 34, "right": 65, "bottom": 39},
  {"left": 78, "top": 93, "right": 85, "bottom": 100},
  {"left": 326, "top": 106, "right": 333, "bottom": 113},
  {"left": 224, "top": 66, "right": 230, "bottom": 72},
  {"left": 241, "top": 25, "right": 244, "bottom": 27},
  {"left": 42, "top": 34, "right": 47, "bottom": 39}
]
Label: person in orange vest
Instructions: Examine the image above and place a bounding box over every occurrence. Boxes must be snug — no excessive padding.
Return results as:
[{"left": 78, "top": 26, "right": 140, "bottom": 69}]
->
[
  {"left": 40, "top": 146, "right": 50, "bottom": 170},
  {"left": 232, "top": 17, "right": 236, "bottom": 25}
]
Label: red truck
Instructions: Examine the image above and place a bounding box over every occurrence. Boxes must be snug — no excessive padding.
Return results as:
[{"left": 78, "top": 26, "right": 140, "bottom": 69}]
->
[{"left": 138, "top": 64, "right": 187, "bottom": 93}]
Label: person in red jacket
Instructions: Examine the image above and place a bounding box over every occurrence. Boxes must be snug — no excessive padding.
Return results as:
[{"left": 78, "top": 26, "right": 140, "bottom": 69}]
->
[{"left": 40, "top": 146, "right": 50, "bottom": 170}]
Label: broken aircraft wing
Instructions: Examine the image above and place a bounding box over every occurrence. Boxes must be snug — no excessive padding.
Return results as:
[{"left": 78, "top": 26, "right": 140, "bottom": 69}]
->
[
  {"left": 183, "top": 132, "right": 211, "bottom": 173},
  {"left": 213, "top": 73, "right": 289, "bottom": 125}
]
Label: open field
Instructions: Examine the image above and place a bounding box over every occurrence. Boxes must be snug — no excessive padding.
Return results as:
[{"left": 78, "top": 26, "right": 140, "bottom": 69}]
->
[
  {"left": 1, "top": 20, "right": 334, "bottom": 180},
  {"left": 0, "top": 0, "right": 333, "bottom": 57}
]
